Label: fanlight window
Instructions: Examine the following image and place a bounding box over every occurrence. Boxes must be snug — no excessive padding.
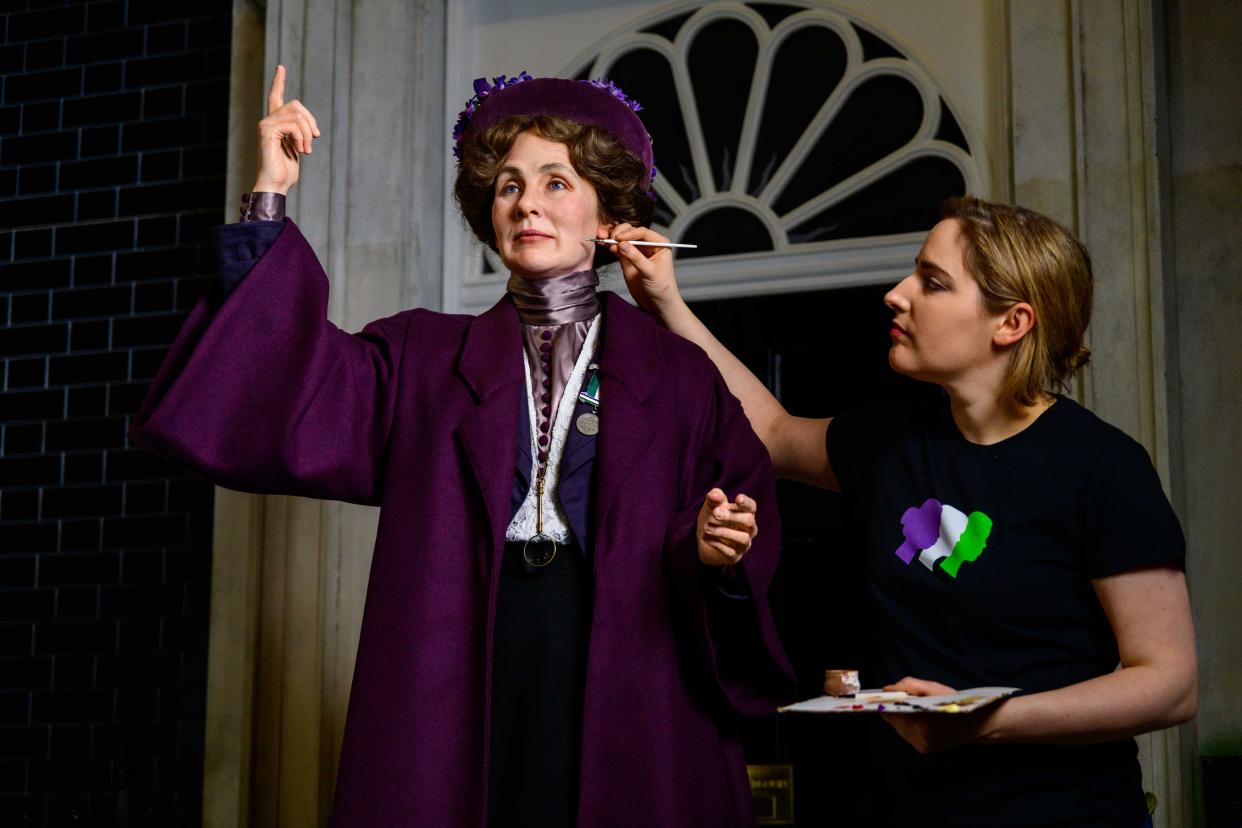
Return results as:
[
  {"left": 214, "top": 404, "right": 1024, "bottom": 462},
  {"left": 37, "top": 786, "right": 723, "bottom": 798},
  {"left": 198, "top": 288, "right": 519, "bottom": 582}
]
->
[{"left": 477, "top": 1, "right": 983, "bottom": 300}]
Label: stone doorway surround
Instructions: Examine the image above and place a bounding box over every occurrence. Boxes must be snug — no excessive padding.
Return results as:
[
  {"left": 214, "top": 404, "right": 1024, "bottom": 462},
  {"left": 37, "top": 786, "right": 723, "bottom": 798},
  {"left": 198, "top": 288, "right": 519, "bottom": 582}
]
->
[{"left": 201, "top": 1, "right": 1235, "bottom": 825}]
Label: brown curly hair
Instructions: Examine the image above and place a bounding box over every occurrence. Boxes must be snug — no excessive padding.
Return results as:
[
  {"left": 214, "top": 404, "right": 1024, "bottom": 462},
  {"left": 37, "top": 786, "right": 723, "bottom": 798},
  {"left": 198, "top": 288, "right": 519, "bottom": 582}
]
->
[
  {"left": 941, "top": 196, "right": 1093, "bottom": 406},
  {"left": 454, "top": 114, "right": 655, "bottom": 253}
]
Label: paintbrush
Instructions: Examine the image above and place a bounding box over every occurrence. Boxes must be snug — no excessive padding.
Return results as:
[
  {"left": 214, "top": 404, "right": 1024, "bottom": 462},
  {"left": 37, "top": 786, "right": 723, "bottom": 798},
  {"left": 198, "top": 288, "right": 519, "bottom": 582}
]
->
[{"left": 586, "top": 238, "right": 698, "bottom": 249}]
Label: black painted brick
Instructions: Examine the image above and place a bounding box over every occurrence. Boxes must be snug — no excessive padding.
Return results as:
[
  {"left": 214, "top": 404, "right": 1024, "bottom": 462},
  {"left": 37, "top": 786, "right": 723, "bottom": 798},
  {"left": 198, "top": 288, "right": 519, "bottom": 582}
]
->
[
  {"left": 119, "top": 181, "right": 197, "bottom": 217},
  {"left": 0, "top": 657, "right": 52, "bottom": 688},
  {"left": 127, "top": 346, "right": 168, "bottom": 379},
  {"left": 65, "top": 386, "right": 106, "bottom": 420},
  {"left": 13, "top": 228, "right": 53, "bottom": 260},
  {"left": 77, "top": 188, "right": 119, "bottom": 221},
  {"left": 0, "top": 258, "right": 70, "bottom": 291},
  {"left": 66, "top": 30, "right": 145, "bottom": 66},
  {"left": 45, "top": 417, "right": 127, "bottom": 452},
  {"left": 7, "top": 7, "right": 87, "bottom": 42},
  {"left": 0, "top": 795, "right": 43, "bottom": 826},
  {"left": 0, "top": 129, "right": 78, "bottom": 166},
  {"left": 55, "top": 588, "right": 99, "bottom": 621},
  {"left": 8, "top": 292, "right": 50, "bottom": 325},
  {"left": 136, "top": 216, "right": 177, "bottom": 248},
  {"left": 146, "top": 23, "right": 188, "bottom": 56},
  {"left": 139, "top": 149, "right": 179, "bottom": 183},
  {"left": 0, "top": 726, "right": 49, "bottom": 759},
  {"left": 0, "top": 489, "right": 40, "bottom": 522},
  {"left": 23, "top": 39, "right": 66, "bottom": 73},
  {"left": 86, "top": 1, "right": 124, "bottom": 33},
  {"left": 0, "top": 557, "right": 37, "bottom": 589},
  {"left": 72, "top": 254, "right": 113, "bottom": 287},
  {"left": 0, "top": 323, "right": 67, "bottom": 357},
  {"left": 104, "top": 384, "right": 149, "bottom": 418},
  {"left": 115, "top": 247, "right": 196, "bottom": 281},
  {"left": 1, "top": 423, "right": 46, "bottom": 454},
  {"left": 3, "top": 68, "right": 82, "bottom": 107},
  {"left": 82, "top": 62, "right": 122, "bottom": 95},
  {"left": 51, "top": 285, "right": 131, "bottom": 320},
  {"left": 100, "top": 585, "right": 181, "bottom": 620},
  {"left": 16, "top": 163, "right": 56, "bottom": 195},
  {"left": 59, "top": 519, "right": 102, "bottom": 552},
  {"left": 101, "top": 515, "right": 186, "bottom": 550},
  {"left": 121, "top": 548, "right": 163, "bottom": 583},
  {"left": 21, "top": 100, "right": 61, "bottom": 133},
  {"left": 0, "top": 194, "right": 73, "bottom": 229},
  {"left": 0, "top": 522, "right": 58, "bottom": 554},
  {"left": 6, "top": 357, "right": 47, "bottom": 389},
  {"left": 60, "top": 155, "right": 138, "bottom": 189},
  {"left": 54, "top": 220, "right": 134, "bottom": 256},
  {"left": 80, "top": 123, "right": 118, "bottom": 157},
  {"left": 3, "top": 4, "right": 230, "bottom": 808},
  {"left": 0, "top": 624, "right": 33, "bottom": 656},
  {"left": 47, "top": 725, "right": 91, "bottom": 759},
  {"left": 40, "top": 486, "right": 122, "bottom": 520},
  {"left": 0, "top": 389, "right": 63, "bottom": 424},
  {"left": 69, "top": 319, "right": 110, "bottom": 352},
  {"left": 112, "top": 314, "right": 182, "bottom": 348}
]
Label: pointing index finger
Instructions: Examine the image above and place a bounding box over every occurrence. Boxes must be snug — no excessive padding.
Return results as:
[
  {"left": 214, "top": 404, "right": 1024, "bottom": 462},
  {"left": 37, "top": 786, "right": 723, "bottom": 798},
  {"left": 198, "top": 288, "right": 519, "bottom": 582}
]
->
[{"left": 268, "top": 64, "right": 286, "bottom": 115}]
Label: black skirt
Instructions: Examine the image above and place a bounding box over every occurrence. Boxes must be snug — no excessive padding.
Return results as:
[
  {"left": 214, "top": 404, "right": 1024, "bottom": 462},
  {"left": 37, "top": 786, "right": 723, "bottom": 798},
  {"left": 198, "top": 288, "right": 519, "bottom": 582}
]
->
[{"left": 487, "top": 540, "right": 592, "bottom": 828}]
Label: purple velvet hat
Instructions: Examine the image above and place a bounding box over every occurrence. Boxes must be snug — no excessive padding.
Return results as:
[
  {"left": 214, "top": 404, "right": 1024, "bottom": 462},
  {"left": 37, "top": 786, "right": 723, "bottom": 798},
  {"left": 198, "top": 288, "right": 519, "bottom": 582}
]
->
[{"left": 453, "top": 73, "right": 655, "bottom": 181}]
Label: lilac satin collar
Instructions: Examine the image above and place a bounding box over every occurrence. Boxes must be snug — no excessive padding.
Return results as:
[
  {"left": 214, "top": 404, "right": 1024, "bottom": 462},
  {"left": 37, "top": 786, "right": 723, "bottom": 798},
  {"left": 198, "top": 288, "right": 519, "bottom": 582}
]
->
[{"left": 506, "top": 269, "right": 600, "bottom": 326}]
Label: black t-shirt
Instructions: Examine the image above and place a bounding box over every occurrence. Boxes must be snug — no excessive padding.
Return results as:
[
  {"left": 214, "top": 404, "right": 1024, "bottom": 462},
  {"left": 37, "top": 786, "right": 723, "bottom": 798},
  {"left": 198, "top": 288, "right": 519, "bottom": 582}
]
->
[{"left": 827, "top": 395, "right": 1184, "bottom": 828}]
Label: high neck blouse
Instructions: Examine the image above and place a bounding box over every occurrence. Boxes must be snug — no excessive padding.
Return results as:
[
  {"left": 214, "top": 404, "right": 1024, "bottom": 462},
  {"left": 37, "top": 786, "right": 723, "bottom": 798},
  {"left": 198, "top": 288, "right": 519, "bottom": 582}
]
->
[{"left": 506, "top": 270, "right": 602, "bottom": 466}]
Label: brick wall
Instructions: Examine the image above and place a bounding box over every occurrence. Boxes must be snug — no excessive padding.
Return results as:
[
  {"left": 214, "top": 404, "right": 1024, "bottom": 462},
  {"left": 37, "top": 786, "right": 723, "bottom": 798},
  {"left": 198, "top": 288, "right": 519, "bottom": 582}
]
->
[{"left": 0, "top": 1, "right": 231, "bottom": 825}]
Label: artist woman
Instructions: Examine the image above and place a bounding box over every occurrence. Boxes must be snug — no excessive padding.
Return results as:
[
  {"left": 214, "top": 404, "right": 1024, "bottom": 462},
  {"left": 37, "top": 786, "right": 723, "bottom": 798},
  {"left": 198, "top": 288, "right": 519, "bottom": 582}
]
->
[
  {"left": 130, "top": 67, "right": 794, "bottom": 827},
  {"left": 609, "top": 197, "right": 1197, "bottom": 827}
]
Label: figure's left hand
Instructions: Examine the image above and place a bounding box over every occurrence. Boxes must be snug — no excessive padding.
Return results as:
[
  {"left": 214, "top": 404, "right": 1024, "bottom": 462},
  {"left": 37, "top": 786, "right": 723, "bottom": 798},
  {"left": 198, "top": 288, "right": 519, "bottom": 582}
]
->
[
  {"left": 879, "top": 676, "right": 998, "bottom": 753},
  {"left": 696, "top": 488, "right": 758, "bottom": 567}
]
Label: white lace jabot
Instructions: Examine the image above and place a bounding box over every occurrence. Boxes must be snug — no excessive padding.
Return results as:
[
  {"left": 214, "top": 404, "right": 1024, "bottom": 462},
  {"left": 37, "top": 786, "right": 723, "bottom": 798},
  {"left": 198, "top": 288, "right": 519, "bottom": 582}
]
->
[{"left": 505, "top": 315, "right": 601, "bottom": 544}]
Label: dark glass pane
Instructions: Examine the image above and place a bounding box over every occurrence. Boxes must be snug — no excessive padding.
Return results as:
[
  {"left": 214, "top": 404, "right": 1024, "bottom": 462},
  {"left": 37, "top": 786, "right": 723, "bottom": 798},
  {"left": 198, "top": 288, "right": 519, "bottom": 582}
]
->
[
  {"left": 652, "top": 198, "right": 675, "bottom": 228},
  {"left": 679, "top": 206, "right": 774, "bottom": 258},
  {"left": 748, "top": 25, "right": 847, "bottom": 195},
  {"left": 747, "top": 3, "right": 805, "bottom": 30},
  {"left": 606, "top": 49, "right": 700, "bottom": 204},
  {"left": 786, "top": 155, "right": 965, "bottom": 242},
  {"left": 935, "top": 97, "right": 971, "bottom": 152},
  {"left": 641, "top": 11, "right": 694, "bottom": 42},
  {"left": 689, "top": 18, "right": 758, "bottom": 191},
  {"left": 852, "top": 23, "right": 904, "bottom": 60},
  {"left": 773, "top": 74, "right": 924, "bottom": 215}
]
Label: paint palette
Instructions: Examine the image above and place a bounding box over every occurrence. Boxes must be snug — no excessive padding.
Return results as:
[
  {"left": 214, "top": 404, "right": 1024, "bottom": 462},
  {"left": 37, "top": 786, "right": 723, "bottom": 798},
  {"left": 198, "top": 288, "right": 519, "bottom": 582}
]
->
[{"left": 779, "top": 687, "right": 1020, "bottom": 714}]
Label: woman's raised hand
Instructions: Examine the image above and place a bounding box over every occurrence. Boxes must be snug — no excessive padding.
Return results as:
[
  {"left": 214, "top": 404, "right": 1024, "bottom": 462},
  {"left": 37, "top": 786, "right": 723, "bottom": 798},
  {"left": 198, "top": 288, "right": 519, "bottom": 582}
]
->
[
  {"left": 253, "top": 65, "right": 321, "bottom": 195},
  {"left": 696, "top": 488, "right": 758, "bottom": 567},
  {"left": 606, "top": 223, "right": 685, "bottom": 318}
]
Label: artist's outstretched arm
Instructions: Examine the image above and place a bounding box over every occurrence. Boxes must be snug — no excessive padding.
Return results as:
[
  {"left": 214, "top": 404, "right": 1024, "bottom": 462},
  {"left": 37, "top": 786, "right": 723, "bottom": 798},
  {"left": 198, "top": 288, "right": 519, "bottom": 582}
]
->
[{"left": 608, "top": 223, "right": 838, "bottom": 491}]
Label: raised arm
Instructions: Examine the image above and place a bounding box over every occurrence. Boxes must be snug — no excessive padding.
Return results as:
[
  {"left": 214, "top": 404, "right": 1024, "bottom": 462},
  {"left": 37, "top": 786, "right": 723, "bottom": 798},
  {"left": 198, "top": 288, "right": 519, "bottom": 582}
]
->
[{"left": 607, "top": 223, "right": 838, "bottom": 490}]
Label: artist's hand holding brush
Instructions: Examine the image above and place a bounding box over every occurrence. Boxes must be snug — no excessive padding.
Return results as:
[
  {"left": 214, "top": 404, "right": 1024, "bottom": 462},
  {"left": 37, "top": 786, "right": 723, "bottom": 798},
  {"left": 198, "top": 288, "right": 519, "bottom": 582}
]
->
[{"left": 606, "top": 222, "right": 682, "bottom": 316}]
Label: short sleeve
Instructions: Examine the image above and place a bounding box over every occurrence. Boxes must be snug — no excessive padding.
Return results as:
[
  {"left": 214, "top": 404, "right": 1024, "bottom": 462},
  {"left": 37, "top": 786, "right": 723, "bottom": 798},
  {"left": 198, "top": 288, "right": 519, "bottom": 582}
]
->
[
  {"left": 1082, "top": 439, "right": 1185, "bottom": 577},
  {"left": 826, "top": 400, "right": 911, "bottom": 495}
]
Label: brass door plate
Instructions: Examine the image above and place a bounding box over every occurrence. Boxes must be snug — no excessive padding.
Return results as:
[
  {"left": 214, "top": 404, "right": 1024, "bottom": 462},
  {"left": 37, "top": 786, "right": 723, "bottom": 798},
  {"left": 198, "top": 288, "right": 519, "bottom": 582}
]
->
[{"left": 747, "top": 764, "right": 794, "bottom": 825}]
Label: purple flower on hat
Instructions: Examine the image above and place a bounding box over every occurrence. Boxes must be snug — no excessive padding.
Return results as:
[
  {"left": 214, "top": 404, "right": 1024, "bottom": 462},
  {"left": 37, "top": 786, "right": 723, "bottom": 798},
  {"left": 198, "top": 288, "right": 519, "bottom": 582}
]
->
[
  {"left": 583, "top": 78, "right": 644, "bottom": 113},
  {"left": 453, "top": 71, "right": 536, "bottom": 161}
]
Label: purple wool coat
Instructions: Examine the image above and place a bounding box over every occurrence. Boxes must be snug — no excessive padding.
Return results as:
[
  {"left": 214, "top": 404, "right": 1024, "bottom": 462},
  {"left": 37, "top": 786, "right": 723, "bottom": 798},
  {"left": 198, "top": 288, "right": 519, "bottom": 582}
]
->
[{"left": 130, "top": 219, "right": 795, "bottom": 827}]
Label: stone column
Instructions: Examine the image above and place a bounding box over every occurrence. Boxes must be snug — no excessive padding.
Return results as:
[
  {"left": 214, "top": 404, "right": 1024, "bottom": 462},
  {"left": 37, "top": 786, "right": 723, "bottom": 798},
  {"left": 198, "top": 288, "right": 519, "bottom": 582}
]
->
[
  {"left": 1008, "top": 1, "right": 1195, "bottom": 825},
  {"left": 207, "top": 1, "right": 447, "bottom": 825}
]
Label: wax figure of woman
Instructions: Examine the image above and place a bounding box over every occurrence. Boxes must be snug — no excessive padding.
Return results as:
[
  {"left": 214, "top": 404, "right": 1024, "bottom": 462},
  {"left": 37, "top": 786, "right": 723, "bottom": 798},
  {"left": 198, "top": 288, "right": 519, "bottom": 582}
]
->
[
  {"left": 607, "top": 197, "right": 1196, "bottom": 827},
  {"left": 130, "top": 66, "right": 795, "bottom": 827}
]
